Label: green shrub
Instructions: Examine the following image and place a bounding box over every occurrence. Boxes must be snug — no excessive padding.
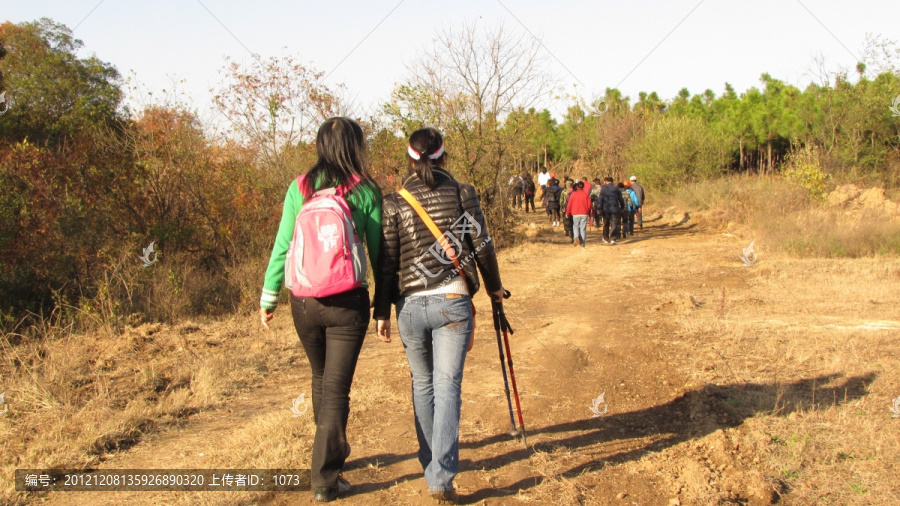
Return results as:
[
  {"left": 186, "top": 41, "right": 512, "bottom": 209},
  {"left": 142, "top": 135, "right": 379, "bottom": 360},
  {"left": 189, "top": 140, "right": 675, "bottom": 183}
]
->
[
  {"left": 783, "top": 147, "right": 829, "bottom": 201},
  {"left": 627, "top": 115, "right": 727, "bottom": 191}
]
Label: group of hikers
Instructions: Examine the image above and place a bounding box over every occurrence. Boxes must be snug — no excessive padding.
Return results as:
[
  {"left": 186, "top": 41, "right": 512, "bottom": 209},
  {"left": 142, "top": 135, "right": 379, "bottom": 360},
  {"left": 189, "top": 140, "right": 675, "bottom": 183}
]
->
[
  {"left": 259, "top": 118, "right": 504, "bottom": 503},
  {"left": 509, "top": 168, "right": 647, "bottom": 246}
]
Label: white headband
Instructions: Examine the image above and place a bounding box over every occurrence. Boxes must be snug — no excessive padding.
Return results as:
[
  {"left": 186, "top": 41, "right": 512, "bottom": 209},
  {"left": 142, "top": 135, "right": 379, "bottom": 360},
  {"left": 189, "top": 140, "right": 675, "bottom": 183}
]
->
[{"left": 408, "top": 142, "right": 445, "bottom": 161}]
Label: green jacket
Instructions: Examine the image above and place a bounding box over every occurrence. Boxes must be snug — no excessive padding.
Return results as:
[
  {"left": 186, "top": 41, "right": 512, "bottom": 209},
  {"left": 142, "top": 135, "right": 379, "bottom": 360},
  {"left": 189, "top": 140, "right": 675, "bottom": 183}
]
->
[{"left": 260, "top": 178, "right": 383, "bottom": 309}]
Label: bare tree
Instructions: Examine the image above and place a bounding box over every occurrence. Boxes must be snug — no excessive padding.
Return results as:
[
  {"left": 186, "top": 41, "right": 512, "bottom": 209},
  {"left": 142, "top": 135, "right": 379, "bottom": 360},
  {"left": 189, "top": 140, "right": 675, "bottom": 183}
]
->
[
  {"left": 389, "top": 22, "right": 557, "bottom": 197},
  {"left": 212, "top": 55, "right": 346, "bottom": 175},
  {"left": 861, "top": 34, "right": 900, "bottom": 77}
]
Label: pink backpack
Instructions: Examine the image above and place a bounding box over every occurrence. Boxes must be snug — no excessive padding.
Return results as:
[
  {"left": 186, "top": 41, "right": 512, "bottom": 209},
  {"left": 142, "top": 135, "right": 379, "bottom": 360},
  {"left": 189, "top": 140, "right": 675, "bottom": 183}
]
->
[{"left": 284, "top": 175, "right": 366, "bottom": 297}]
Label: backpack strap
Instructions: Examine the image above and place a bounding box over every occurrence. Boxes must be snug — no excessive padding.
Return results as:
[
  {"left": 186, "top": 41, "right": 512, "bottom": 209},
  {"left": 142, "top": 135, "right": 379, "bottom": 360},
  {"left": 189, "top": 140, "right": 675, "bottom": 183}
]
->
[
  {"left": 397, "top": 188, "right": 467, "bottom": 289},
  {"left": 398, "top": 187, "right": 476, "bottom": 351},
  {"left": 296, "top": 174, "right": 305, "bottom": 194},
  {"left": 296, "top": 174, "right": 362, "bottom": 197}
]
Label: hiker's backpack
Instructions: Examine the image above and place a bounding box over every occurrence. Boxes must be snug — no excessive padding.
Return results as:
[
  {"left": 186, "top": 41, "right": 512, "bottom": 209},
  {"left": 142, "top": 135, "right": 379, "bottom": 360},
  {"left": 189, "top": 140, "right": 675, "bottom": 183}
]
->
[
  {"left": 591, "top": 189, "right": 602, "bottom": 210},
  {"left": 547, "top": 187, "right": 561, "bottom": 203},
  {"left": 626, "top": 189, "right": 640, "bottom": 211},
  {"left": 524, "top": 180, "right": 535, "bottom": 195},
  {"left": 284, "top": 175, "right": 366, "bottom": 298}
]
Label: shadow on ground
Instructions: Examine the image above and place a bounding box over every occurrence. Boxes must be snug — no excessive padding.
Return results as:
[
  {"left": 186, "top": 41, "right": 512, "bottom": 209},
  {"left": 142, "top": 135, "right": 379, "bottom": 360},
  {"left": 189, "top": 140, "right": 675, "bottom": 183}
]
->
[
  {"left": 347, "top": 372, "right": 876, "bottom": 503},
  {"left": 531, "top": 221, "right": 698, "bottom": 246}
]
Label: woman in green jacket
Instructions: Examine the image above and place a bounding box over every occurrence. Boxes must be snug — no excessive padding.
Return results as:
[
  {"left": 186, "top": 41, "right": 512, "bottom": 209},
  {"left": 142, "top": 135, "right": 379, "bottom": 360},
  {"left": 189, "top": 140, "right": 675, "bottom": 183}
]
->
[{"left": 259, "top": 117, "right": 382, "bottom": 502}]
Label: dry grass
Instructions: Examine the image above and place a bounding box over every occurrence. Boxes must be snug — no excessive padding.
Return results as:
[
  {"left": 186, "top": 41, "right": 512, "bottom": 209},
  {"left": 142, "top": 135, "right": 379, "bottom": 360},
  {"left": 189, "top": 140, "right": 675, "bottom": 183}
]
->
[
  {"left": 160, "top": 411, "right": 317, "bottom": 506},
  {"left": 518, "top": 447, "right": 588, "bottom": 504},
  {"left": 657, "top": 176, "right": 900, "bottom": 258},
  {"left": 658, "top": 251, "right": 900, "bottom": 504},
  {"left": 164, "top": 361, "right": 414, "bottom": 506},
  {"left": 0, "top": 317, "right": 283, "bottom": 505}
]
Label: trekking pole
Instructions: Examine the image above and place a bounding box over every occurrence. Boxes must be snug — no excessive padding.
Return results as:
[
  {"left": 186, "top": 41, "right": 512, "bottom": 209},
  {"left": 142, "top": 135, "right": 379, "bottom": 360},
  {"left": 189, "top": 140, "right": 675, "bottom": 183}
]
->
[
  {"left": 492, "top": 292, "right": 519, "bottom": 440},
  {"left": 500, "top": 310, "right": 527, "bottom": 447},
  {"left": 493, "top": 290, "right": 527, "bottom": 447}
]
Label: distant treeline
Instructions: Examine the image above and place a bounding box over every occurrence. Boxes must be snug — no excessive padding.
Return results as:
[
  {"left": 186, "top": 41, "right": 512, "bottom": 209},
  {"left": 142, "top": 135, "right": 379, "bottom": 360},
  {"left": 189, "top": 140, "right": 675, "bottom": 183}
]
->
[{"left": 545, "top": 69, "right": 900, "bottom": 190}]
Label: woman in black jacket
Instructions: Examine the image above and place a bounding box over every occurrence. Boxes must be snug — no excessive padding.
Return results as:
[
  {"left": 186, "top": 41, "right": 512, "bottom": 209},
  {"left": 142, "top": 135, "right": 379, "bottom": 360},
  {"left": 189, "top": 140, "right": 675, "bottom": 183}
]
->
[{"left": 374, "top": 128, "right": 505, "bottom": 504}]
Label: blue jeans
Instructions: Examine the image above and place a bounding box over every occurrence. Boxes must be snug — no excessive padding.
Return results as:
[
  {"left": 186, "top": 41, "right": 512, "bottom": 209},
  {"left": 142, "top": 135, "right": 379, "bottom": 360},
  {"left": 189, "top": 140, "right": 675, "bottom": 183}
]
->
[
  {"left": 396, "top": 294, "right": 472, "bottom": 492},
  {"left": 572, "top": 215, "right": 588, "bottom": 245}
]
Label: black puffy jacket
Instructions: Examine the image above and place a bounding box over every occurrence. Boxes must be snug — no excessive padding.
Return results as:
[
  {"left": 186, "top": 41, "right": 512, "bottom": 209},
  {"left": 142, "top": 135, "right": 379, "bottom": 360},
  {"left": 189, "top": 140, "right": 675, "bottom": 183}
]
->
[
  {"left": 599, "top": 183, "right": 626, "bottom": 214},
  {"left": 373, "top": 167, "right": 503, "bottom": 320}
]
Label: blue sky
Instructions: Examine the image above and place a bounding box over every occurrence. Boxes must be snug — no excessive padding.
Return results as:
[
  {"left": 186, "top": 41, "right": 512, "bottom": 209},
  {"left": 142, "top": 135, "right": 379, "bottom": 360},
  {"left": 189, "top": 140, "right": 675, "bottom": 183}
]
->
[{"left": 4, "top": 0, "right": 899, "bottom": 120}]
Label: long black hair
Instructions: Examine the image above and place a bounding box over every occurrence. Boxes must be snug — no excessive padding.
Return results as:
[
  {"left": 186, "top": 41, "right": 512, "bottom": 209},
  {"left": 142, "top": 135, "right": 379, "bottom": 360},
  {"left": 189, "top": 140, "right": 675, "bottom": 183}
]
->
[
  {"left": 301, "top": 117, "right": 372, "bottom": 199},
  {"left": 407, "top": 127, "right": 446, "bottom": 190}
]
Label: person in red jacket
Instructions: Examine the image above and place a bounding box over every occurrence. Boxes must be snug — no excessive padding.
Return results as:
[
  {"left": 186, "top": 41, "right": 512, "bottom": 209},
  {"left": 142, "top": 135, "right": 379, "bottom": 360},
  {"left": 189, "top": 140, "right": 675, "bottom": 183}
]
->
[{"left": 565, "top": 181, "right": 592, "bottom": 247}]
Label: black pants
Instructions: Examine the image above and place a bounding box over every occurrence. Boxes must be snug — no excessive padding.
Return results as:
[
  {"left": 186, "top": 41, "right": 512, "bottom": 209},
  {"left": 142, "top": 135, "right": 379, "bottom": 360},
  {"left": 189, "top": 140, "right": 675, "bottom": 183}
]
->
[
  {"left": 623, "top": 210, "right": 635, "bottom": 236},
  {"left": 592, "top": 209, "right": 602, "bottom": 228},
  {"left": 564, "top": 216, "right": 573, "bottom": 237},
  {"left": 602, "top": 212, "right": 621, "bottom": 242},
  {"left": 511, "top": 190, "right": 523, "bottom": 209},
  {"left": 524, "top": 193, "right": 535, "bottom": 212},
  {"left": 290, "top": 287, "right": 370, "bottom": 488},
  {"left": 548, "top": 205, "right": 560, "bottom": 222}
]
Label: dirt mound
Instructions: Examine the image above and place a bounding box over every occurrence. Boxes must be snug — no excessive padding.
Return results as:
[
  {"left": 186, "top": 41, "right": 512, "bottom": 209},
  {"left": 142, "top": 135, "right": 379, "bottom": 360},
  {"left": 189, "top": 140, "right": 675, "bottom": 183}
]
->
[
  {"left": 653, "top": 294, "right": 704, "bottom": 314},
  {"left": 828, "top": 184, "right": 862, "bottom": 207},
  {"left": 826, "top": 185, "right": 900, "bottom": 218},
  {"left": 857, "top": 187, "right": 885, "bottom": 207},
  {"left": 858, "top": 187, "right": 900, "bottom": 215},
  {"left": 638, "top": 429, "right": 777, "bottom": 505}
]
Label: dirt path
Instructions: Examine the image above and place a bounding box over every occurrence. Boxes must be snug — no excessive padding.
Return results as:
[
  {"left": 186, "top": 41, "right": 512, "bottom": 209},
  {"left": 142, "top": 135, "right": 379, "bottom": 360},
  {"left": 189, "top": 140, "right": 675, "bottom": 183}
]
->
[{"left": 39, "top": 212, "right": 781, "bottom": 505}]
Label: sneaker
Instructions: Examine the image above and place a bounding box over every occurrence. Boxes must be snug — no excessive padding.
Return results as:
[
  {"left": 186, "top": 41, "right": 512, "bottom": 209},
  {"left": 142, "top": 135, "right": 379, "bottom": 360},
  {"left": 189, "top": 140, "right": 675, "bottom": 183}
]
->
[
  {"left": 602, "top": 238, "right": 609, "bottom": 244},
  {"left": 431, "top": 489, "right": 460, "bottom": 504},
  {"left": 610, "top": 240, "right": 617, "bottom": 245},
  {"left": 573, "top": 241, "right": 579, "bottom": 247},
  {"left": 314, "top": 476, "right": 351, "bottom": 502}
]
